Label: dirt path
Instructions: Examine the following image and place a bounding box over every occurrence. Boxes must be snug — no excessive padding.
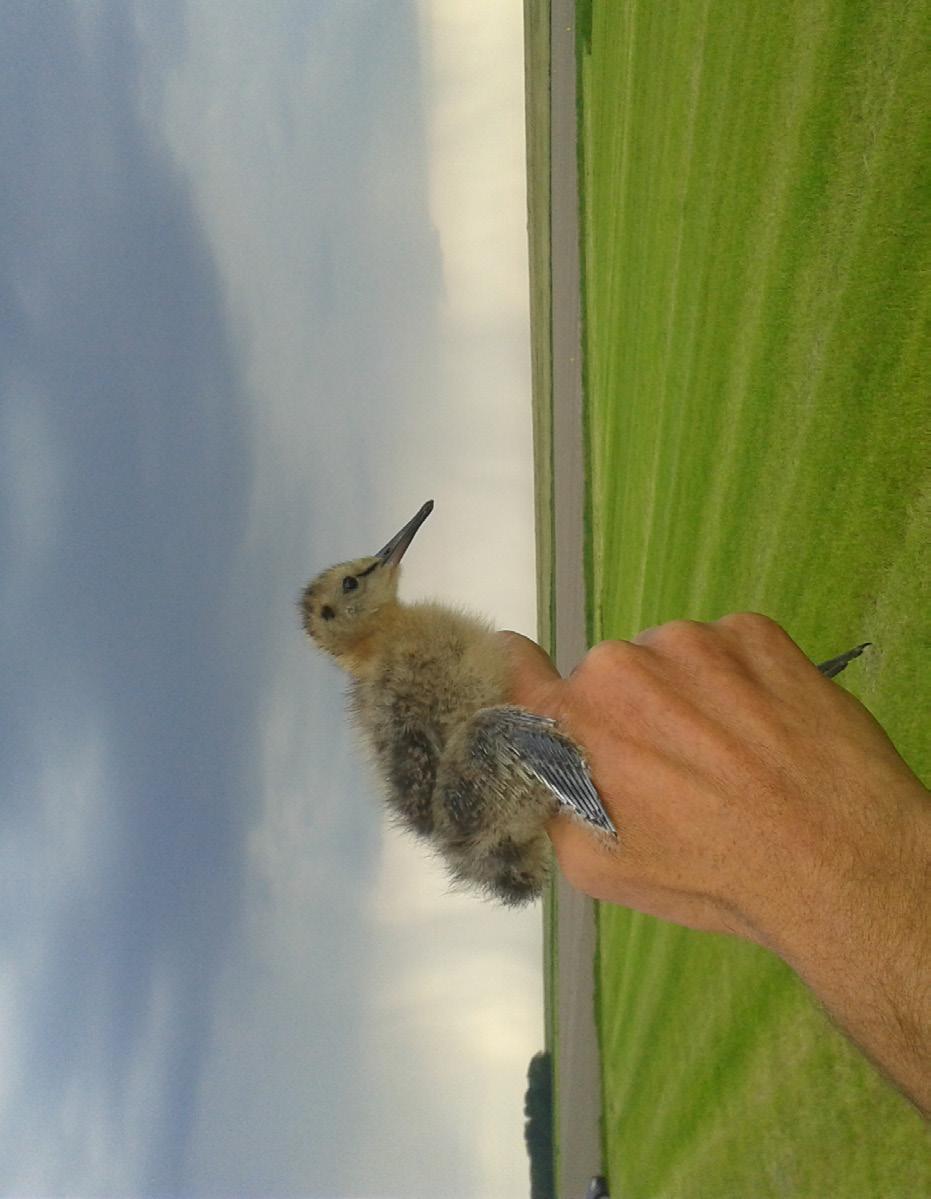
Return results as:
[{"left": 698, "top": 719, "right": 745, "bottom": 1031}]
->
[{"left": 548, "top": 2, "right": 605, "bottom": 1197}]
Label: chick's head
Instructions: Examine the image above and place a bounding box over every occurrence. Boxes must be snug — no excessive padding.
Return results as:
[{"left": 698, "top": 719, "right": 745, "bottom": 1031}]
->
[
  {"left": 299, "top": 500, "right": 433, "bottom": 664},
  {"left": 300, "top": 556, "right": 399, "bottom": 660}
]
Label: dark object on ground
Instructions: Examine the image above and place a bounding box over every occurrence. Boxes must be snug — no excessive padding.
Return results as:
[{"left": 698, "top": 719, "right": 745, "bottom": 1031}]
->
[{"left": 524, "top": 1051, "right": 555, "bottom": 1199}]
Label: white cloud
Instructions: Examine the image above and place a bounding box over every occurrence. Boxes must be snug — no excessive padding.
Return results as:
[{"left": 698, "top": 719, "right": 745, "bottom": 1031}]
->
[
  {"left": 139, "top": 0, "right": 537, "bottom": 631},
  {"left": 418, "top": 0, "right": 531, "bottom": 329},
  {"left": 131, "top": 3, "right": 542, "bottom": 1195},
  {"left": 364, "top": 833, "right": 542, "bottom": 1197},
  {"left": 396, "top": 0, "right": 535, "bottom": 634},
  {"left": 0, "top": 727, "right": 134, "bottom": 1198}
]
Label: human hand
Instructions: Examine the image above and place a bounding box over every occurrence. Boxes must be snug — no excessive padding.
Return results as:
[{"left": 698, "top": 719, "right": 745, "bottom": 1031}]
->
[
  {"left": 500, "top": 614, "right": 926, "bottom": 950},
  {"left": 500, "top": 614, "right": 931, "bottom": 1114}
]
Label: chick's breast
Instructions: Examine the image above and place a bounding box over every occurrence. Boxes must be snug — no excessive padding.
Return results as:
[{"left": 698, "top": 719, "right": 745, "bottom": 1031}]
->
[{"left": 349, "top": 605, "right": 507, "bottom": 837}]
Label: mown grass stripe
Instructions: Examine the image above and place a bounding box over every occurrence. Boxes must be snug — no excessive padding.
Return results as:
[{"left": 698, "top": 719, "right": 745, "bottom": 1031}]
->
[{"left": 578, "top": 0, "right": 931, "bottom": 1194}]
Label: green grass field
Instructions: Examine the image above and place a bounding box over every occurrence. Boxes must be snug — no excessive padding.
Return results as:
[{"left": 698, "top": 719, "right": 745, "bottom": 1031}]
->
[{"left": 574, "top": 2, "right": 930, "bottom": 1196}]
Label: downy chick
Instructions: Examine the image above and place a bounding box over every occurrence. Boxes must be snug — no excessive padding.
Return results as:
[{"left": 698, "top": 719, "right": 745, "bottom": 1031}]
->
[
  {"left": 300, "top": 501, "right": 871, "bottom": 907},
  {"left": 299, "top": 500, "right": 613, "bottom": 905}
]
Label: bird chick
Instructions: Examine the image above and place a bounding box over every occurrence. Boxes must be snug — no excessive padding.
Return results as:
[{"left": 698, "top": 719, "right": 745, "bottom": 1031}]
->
[
  {"left": 299, "top": 500, "right": 613, "bottom": 906},
  {"left": 299, "top": 501, "right": 870, "bottom": 907}
]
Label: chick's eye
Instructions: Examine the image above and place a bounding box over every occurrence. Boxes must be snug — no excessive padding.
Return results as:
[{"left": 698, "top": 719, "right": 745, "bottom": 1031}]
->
[
  {"left": 342, "top": 576, "right": 358, "bottom": 593},
  {"left": 321, "top": 605, "right": 335, "bottom": 621}
]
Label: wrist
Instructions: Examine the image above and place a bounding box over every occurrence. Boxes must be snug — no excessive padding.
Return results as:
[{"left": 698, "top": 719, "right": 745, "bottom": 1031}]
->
[
  {"left": 748, "top": 783, "right": 930, "bottom": 1113},
  {"left": 742, "top": 771, "right": 929, "bottom": 963}
]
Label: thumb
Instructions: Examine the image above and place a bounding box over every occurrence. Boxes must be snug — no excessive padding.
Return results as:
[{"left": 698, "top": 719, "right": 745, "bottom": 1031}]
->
[{"left": 495, "top": 631, "right": 563, "bottom": 710}]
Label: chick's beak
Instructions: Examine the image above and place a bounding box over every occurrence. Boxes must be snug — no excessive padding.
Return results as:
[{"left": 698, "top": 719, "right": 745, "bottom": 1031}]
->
[{"left": 375, "top": 500, "right": 434, "bottom": 567}]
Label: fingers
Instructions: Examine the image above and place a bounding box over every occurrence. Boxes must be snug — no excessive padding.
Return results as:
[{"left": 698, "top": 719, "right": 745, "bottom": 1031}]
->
[
  {"left": 504, "top": 613, "right": 912, "bottom": 949},
  {"left": 629, "top": 615, "right": 838, "bottom": 738},
  {"left": 496, "top": 631, "right": 563, "bottom": 708},
  {"left": 547, "top": 812, "right": 751, "bottom": 937},
  {"left": 632, "top": 613, "right": 795, "bottom": 686}
]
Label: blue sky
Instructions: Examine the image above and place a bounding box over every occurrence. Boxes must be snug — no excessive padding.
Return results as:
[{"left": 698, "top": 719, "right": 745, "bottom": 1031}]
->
[{"left": 1, "top": 2, "right": 540, "bottom": 1195}]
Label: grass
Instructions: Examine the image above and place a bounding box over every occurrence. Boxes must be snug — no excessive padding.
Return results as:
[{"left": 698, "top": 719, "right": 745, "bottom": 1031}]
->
[
  {"left": 524, "top": 10, "right": 562, "bottom": 1186},
  {"left": 575, "top": 1, "right": 931, "bottom": 1195}
]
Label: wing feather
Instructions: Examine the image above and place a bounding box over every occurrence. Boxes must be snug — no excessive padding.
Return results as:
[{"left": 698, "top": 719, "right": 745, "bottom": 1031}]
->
[{"left": 494, "top": 707, "right": 616, "bottom": 836}]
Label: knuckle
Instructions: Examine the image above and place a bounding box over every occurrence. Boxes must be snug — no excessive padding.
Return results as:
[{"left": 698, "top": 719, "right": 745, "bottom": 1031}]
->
[
  {"left": 717, "top": 611, "right": 780, "bottom": 638},
  {"left": 717, "top": 612, "right": 797, "bottom": 661},
  {"left": 637, "top": 619, "right": 714, "bottom": 661},
  {"left": 654, "top": 619, "right": 707, "bottom": 650},
  {"left": 567, "top": 640, "right": 655, "bottom": 711},
  {"left": 576, "top": 639, "right": 638, "bottom": 677}
]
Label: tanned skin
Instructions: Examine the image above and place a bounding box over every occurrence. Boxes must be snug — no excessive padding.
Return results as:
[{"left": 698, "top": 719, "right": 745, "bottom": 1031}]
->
[{"left": 500, "top": 613, "right": 930, "bottom": 1118}]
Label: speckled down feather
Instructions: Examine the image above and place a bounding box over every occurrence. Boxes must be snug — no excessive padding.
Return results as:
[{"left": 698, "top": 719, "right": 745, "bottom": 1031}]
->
[{"left": 299, "top": 501, "right": 614, "bottom": 905}]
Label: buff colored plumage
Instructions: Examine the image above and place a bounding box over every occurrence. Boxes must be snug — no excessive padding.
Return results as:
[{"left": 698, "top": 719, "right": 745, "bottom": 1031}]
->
[{"left": 299, "top": 501, "right": 612, "bottom": 905}]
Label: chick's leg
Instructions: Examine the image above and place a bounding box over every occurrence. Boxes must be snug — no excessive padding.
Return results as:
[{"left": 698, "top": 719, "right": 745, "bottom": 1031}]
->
[
  {"left": 816, "top": 642, "right": 871, "bottom": 679},
  {"left": 432, "top": 707, "right": 558, "bottom": 906}
]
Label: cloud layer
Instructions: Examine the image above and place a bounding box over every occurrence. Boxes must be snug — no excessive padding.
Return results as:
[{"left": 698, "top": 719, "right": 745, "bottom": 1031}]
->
[{"left": 1, "top": 2, "right": 539, "bottom": 1195}]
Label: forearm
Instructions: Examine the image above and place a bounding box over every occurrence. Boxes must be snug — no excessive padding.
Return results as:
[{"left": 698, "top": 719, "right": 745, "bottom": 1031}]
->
[{"left": 754, "top": 795, "right": 931, "bottom": 1118}]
